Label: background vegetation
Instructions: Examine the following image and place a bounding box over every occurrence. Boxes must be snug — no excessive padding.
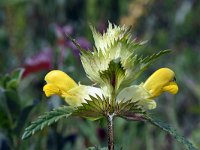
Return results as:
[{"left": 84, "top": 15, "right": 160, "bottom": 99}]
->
[{"left": 0, "top": 0, "right": 200, "bottom": 149}]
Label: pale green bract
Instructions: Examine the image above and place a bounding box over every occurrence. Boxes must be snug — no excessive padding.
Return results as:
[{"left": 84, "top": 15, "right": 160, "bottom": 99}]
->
[
  {"left": 116, "top": 84, "right": 156, "bottom": 110},
  {"left": 81, "top": 22, "right": 145, "bottom": 96}
]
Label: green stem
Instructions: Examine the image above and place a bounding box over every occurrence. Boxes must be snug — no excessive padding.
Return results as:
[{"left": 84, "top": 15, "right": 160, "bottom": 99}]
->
[{"left": 107, "top": 114, "right": 114, "bottom": 150}]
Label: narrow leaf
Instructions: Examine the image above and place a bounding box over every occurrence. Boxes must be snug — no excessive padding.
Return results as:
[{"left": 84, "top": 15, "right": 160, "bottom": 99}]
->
[
  {"left": 22, "top": 106, "right": 74, "bottom": 140},
  {"left": 117, "top": 100, "right": 145, "bottom": 121},
  {"left": 146, "top": 116, "right": 198, "bottom": 150},
  {"left": 65, "top": 33, "right": 86, "bottom": 52},
  {"left": 73, "top": 96, "right": 110, "bottom": 120},
  {"left": 99, "top": 58, "right": 126, "bottom": 93},
  {"left": 141, "top": 49, "right": 171, "bottom": 64},
  {"left": 129, "top": 50, "right": 171, "bottom": 82}
]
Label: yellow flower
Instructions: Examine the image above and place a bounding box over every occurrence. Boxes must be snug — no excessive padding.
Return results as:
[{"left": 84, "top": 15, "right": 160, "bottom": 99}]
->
[
  {"left": 43, "top": 70, "right": 102, "bottom": 106},
  {"left": 116, "top": 68, "right": 178, "bottom": 110},
  {"left": 143, "top": 68, "right": 178, "bottom": 98}
]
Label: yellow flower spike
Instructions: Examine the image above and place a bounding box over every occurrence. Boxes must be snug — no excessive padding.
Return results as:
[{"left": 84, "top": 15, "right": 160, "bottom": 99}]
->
[
  {"left": 143, "top": 68, "right": 178, "bottom": 98},
  {"left": 43, "top": 70, "right": 78, "bottom": 97}
]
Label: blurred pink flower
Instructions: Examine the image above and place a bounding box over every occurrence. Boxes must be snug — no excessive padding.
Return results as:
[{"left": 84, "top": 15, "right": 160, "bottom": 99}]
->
[
  {"left": 23, "top": 48, "right": 53, "bottom": 77},
  {"left": 55, "top": 24, "right": 73, "bottom": 46}
]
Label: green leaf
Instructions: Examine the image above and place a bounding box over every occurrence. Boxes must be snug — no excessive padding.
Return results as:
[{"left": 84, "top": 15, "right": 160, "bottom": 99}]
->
[
  {"left": 4, "top": 90, "right": 21, "bottom": 121},
  {"left": 6, "top": 68, "right": 24, "bottom": 90},
  {"left": 0, "top": 68, "right": 24, "bottom": 90},
  {"left": 73, "top": 95, "right": 146, "bottom": 121},
  {"left": 122, "top": 50, "right": 170, "bottom": 86},
  {"left": 15, "top": 99, "right": 39, "bottom": 135},
  {"left": 80, "top": 48, "right": 105, "bottom": 84},
  {"left": 140, "top": 49, "right": 170, "bottom": 64},
  {"left": 146, "top": 116, "right": 198, "bottom": 150},
  {"left": 138, "top": 50, "right": 169, "bottom": 74},
  {"left": 90, "top": 22, "right": 133, "bottom": 53},
  {"left": 117, "top": 100, "right": 146, "bottom": 121},
  {"left": 10, "top": 68, "right": 24, "bottom": 80},
  {"left": 136, "top": 50, "right": 170, "bottom": 77},
  {"left": 65, "top": 33, "right": 87, "bottom": 52},
  {"left": 81, "top": 23, "right": 145, "bottom": 87},
  {"left": 22, "top": 106, "right": 74, "bottom": 140},
  {"left": 99, "top": 58, "right": 126, "bottom": 94},
  {"left": 73, "top": 95, "right": 110, "bottom": 120},
  {"left": 0, "top": 75, "right": 9, "bottom": 88},
  {"left": 0, "top": 90, "right": 12, "bottom": 129}
]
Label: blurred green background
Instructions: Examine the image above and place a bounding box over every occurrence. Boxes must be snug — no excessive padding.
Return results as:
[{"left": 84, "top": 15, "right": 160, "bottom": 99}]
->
[{"left": 0, "top": 0, "right": 200, "bottom": 149}]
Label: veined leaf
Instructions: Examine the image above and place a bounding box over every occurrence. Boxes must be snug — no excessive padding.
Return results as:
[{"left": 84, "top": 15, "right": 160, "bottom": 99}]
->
[
  {"left": 90, "top": 22, "right": 133, "bottom": 53},
  {"left": 121, "top": 50, "right": 170, "bottom": 86},
  {"left": 140, "top": 49, "right": 171, "bottom": 64},
  {"left": 99, "top": 58, "right": 126, "bottom": 94},
  {"left": 117, "top": 100, "right": 146, "bottom": 121},
  {"left": 130, "top": 50, "right": 171, "bottom": 82},
  {"left": 22, "top": 106, "right": 74, "bottom": 140},
  {"left": 146, "top": 116, "right": 198, "bottom": 150},
  {"left": 138, "top": 50, "right": 171, "bottom": 72},
  {"left": 73, "top": 95, "right": 110, "bottom": 120},
  {"left": 73, "top": 95, "right": 146, "bottom": 121}
]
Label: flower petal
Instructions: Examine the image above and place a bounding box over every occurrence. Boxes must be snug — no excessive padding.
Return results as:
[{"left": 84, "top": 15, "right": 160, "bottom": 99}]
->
[
  {"left": 63, "top": 85, "right": 103, "bottom": 106},
  {"left": 44, "top": 70, "right": 78, "bottom": 94},
  {"left": 116, "top": 85, "right": 151, "bottom": 102},
  {"left": 43, "top": 84, "right": 61, "bottom": 97},
  {"left": 137, "top": 99, "right": 157, "bottom": 110},
  {"left": 163, "top": 81, "right": 178, "bottom": 94}
]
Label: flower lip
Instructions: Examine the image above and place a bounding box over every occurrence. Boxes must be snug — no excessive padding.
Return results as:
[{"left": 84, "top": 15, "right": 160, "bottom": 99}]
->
[
  {"left": 44, "top": 70, "right": 78, "bottom": 94},
  {"left": 163, "top": 81, "right": 178, "bottom": 95},
  {"left": 43, "top": 84, "right": 61, "bottom": 97},
  {"left": 43, "top": 70, "right": 78, "bottom": 98}
]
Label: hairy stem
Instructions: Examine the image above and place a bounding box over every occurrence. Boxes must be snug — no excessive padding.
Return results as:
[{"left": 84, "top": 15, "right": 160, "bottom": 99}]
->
[{"left": 107, "top": 114, "right": 114, "bottom": 150}]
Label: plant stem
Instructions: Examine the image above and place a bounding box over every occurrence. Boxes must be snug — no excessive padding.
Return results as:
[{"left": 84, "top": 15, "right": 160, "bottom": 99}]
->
[{"left": 107, "top": 114, "right": 114, "bottom": 150}]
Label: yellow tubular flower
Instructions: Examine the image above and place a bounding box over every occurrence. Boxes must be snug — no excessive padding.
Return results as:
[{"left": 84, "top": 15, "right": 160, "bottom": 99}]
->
[
  {"left": 43, "top": 70, "right": 103, "bottom": 106},
  {"left": 143, "top": 68, "right": 178, "bottom": 98}
]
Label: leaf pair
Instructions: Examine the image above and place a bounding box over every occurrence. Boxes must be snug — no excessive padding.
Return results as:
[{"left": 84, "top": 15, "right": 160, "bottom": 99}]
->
[
  {"left": 22, "top": 106, "right": 74, "bottom": 140},
  {"left": 22, "top": 103, "right": 198, "bottom": 150}
]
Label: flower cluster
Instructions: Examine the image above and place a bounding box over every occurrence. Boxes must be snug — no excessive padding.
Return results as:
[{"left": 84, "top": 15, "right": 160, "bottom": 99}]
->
[
  {"left": 43, "top": 23, "right": 178, "bottom": 111},
  {"left": 22, "top": 23, "right": 198, "bottom": 150}
]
